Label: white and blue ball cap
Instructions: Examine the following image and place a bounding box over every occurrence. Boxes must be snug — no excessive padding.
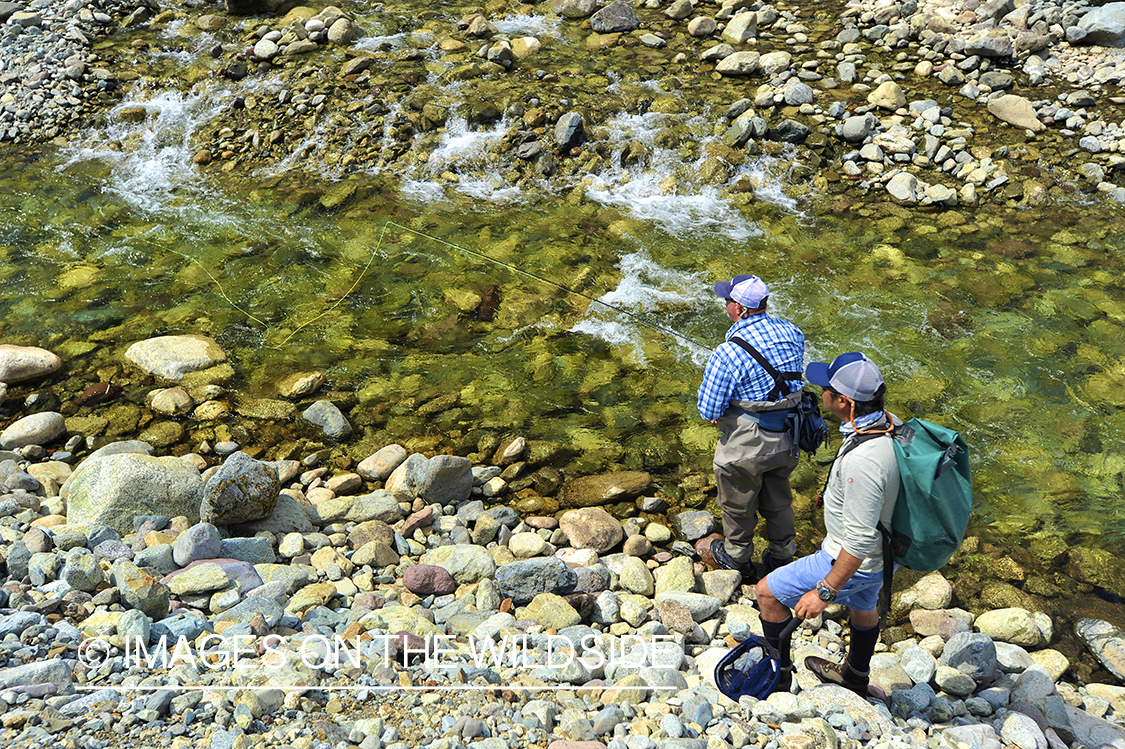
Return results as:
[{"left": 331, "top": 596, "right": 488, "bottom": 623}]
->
[
  {"left": 806, "top": 352, "right": 885, "bottom": 401},
  {"left": 713, "top": 274, "right": 769, "bottom": 309}
]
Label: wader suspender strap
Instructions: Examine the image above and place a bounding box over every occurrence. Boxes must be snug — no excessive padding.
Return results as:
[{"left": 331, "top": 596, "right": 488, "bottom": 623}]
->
[
  {"left": 730, "top": 337, "right": 803, "bottom": 402},
  {"left": 815, "top": 430, "right": 896, "bottom": 629}
]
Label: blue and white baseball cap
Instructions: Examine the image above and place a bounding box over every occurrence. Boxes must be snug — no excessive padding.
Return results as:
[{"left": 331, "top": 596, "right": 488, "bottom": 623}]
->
[
  {"left": 713, "top": 274, "right": 770, "bottom": 309},
  {"left": 806, "top": 352, "right": 885, "bottom": 401}
]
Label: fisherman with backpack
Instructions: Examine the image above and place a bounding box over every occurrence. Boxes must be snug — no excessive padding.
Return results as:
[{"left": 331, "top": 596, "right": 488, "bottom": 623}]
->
[
  {"left": 754, "top": 352, "right": 900, "bottom": 698},
  {"left": 697, "top": 274, "right": 818, "bottom": 583},
  {"left": 712, "top": 350, "right": 971, "bottom": 702}
]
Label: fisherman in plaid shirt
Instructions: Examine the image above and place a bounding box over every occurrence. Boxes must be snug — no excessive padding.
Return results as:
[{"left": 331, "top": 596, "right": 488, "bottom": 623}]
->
[{"left": 698, "top": 274, "right": 805, "bottom": 582}]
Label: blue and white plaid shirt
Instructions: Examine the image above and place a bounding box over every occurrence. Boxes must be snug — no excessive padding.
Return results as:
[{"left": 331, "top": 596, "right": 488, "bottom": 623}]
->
[{"left": 697, "top": 314, "right": 806, "bottom": 421}]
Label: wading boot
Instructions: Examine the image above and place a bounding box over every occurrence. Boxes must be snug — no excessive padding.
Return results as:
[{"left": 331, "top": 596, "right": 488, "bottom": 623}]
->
[
  {"left": 805, "top": 657, "right": 870, "bottom": 696},
  {"left": 709, "top": 538, "right": 758, "bottom": 583},
  {"left": 756, "top": 550, "right": 793, "bottom": 579}
]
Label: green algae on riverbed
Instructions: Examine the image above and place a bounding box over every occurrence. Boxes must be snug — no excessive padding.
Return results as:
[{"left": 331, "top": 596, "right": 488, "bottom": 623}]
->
[{"left": 3, "top": 142, "right": 1125, "bottom": 572}]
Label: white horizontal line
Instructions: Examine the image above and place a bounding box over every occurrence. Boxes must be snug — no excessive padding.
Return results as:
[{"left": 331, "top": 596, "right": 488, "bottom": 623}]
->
[{"left": 76, "top": 685, "right": 680, "bottom": 692}]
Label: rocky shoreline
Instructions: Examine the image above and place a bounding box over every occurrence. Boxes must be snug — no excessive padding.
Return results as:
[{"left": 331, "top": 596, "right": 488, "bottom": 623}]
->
[
  {"left": 3, "top": 0, "right": 1125, "bottom": 209},
  {"left": 3, "top": 341, "right": 1125, "bottom": 747}
]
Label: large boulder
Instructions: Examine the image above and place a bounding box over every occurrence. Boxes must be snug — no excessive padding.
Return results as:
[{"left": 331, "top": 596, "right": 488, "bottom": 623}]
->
[
  {"left": 62, "top": 453, "right": 203, "bottom": 535},
  {"left": 0, "top": 345, "right": 63, "bottom": 384},
  {"left": 200, "top": 451, "right": 280, "bottom": 526},
  {"left": 125, "top": 335, "right": 227, "bottom": 381},
  {"left": 1076, "top": 618, "right": 1125, "bottom": 683},
  {"left": 1076, "top": 4, "right": 1125, "bottom": 46}
]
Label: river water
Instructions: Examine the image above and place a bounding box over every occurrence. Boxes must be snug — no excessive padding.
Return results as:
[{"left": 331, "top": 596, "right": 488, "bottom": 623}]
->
[{"left": 2, "top": 3, "right": 1124, "bottom": 652}]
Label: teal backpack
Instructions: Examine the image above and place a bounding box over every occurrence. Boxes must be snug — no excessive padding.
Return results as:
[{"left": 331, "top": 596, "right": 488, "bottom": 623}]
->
[
  {"left": 822, "top": 417, "right": 973, "bottom": 624},
  {"left": 883, "top": 419, "right": 973, "bottom": 572}
]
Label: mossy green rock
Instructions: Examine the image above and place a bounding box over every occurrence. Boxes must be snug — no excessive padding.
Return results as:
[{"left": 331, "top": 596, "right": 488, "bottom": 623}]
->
[
  {"left": 1068, "top": 547, "right": 1125, "bottom": 595},
  {"left": 559, "top": 470, "right": 652, "bottom": 508},
  {"left": 978, "top": 582, "right": 1039, "bottom": 612},
  {"left": 63, "top": 453, "right": 203, "bottom": 535}
]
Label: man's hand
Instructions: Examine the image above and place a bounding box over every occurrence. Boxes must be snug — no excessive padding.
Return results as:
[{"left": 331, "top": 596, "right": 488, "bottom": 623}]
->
[{"left": 793, "top": 589, "right": 829, "bottom": 620}]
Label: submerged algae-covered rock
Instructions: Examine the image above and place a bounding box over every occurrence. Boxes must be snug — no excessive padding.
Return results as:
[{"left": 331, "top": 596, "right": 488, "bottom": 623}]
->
[
  {"left": 1067, "top": 546, "right": 1125, "bottom": 594},
  {"left": 559, "top": 470, "right": 652, "bottom": 508},
  {"left": 1083, "top": 359, "right": 1125, "bottom": 407}
]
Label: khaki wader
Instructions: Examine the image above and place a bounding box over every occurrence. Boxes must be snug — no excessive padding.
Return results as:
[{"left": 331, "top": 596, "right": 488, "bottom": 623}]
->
[{"left": 713, "top": 391, "right": 803, "bottom": 565}]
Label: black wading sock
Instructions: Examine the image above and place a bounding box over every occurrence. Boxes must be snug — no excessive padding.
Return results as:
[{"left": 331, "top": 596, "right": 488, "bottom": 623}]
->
[
  {"left": 760, "top": 615, "right": 794, "bottom": 670},
  {"left": 847, "top": 620, "right": 881, "bottom": 675}
]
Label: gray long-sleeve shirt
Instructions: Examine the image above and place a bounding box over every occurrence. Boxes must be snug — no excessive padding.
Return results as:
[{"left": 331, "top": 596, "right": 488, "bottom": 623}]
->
[{"left": 820, "top": 427, "right": 901, "bottom": 575}]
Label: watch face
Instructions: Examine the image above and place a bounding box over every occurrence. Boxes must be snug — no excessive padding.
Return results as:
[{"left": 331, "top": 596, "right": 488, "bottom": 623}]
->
[{"left": 818, "top": 584, "right": 833, "bottom": 601}]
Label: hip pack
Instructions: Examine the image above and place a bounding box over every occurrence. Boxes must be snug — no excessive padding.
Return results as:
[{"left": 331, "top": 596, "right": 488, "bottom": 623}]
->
[{"left": 730, "top": 337, "right": 828, "bottom": 458}]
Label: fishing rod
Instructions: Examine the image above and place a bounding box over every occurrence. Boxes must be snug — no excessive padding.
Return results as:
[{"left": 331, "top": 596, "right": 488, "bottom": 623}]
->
[{"left": 174, "top": 220, "right": 716, "bottom": 353}]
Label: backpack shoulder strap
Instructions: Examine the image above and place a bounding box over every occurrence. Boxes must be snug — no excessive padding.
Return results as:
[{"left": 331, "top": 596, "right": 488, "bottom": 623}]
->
[
  {"left": 730, "top": 337, "right": 801, "bottom": 400},
  {"left": 815, "top": 431, "right": 891, "bottom": 506}
]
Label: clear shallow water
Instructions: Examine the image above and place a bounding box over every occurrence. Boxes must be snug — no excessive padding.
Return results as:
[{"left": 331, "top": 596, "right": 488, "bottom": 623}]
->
[{"left": 4, "top": 122, "right": 1125, "bottom": 569}]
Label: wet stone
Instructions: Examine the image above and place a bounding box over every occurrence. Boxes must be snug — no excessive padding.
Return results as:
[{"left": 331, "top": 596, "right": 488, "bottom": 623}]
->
[
  {"left": 301, "top": 400, "right": 352, "bottom": 441},
  {"left": 671, "top": 510, "right": 716, "bottom": 542}
]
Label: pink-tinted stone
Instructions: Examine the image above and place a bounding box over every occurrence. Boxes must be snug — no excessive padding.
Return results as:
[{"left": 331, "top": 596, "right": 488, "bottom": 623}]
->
[
  {"left": 400, "top": 507, "right": 434, "bottom": 537},
  {"left": 402, "top": 564, "right": 456, "bottom": 596}
]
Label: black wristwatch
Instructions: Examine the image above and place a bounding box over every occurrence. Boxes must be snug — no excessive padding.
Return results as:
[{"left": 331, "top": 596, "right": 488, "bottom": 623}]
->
[{"left": 816, "top": 580, "right": 837, "bottom": 602}]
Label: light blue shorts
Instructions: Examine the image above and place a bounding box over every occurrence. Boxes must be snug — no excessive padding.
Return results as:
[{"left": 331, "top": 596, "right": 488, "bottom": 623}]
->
[{"left": 766, "top": 549, "right": 885, "bottom": 613}]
